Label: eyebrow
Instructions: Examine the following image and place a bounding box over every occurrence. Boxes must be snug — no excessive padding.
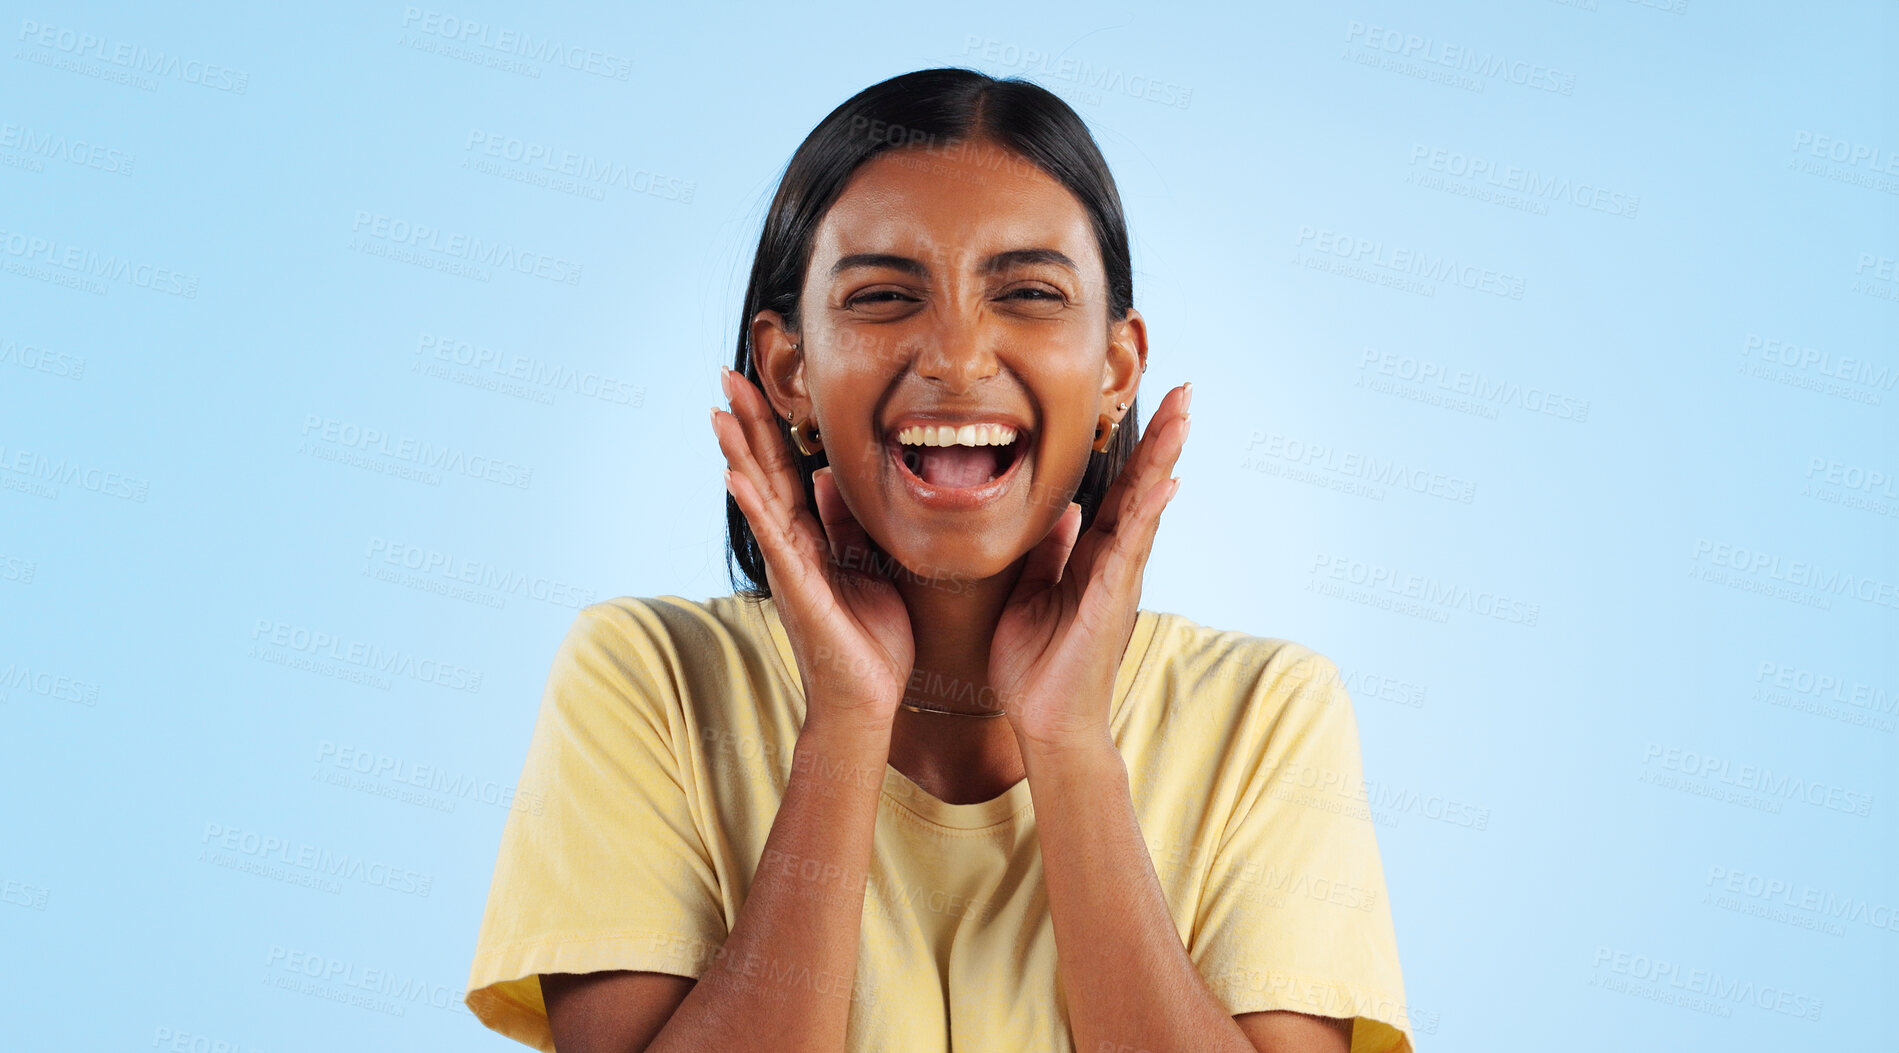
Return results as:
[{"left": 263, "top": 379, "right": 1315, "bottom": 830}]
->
[{"left": 828, "top": 248, "right": 1080, "bottom": 279}]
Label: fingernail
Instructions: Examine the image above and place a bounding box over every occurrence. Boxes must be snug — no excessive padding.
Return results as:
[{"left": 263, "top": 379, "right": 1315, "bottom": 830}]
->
[
  {"left": 719, "top": 366, "right": 734, "bottom": 402},
  {"left": 721, "top": 468, "right": 735, "bottom": 492},
  {"left": 1182, "top": 381, "right": 1194, "bottom": 411},
  {"left": 710, "top": 405, "right": 721, "bottom": 429}
]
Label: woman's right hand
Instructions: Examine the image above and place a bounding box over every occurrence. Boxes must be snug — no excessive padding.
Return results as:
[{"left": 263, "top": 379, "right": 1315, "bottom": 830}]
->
[{"left": 713, "top": 366, "right": 913, "bottom": 734}]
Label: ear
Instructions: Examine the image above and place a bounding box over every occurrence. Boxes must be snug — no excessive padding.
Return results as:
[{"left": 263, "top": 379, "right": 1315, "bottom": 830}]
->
[
  {"left": 748, "top": 309, "right": 809, "bottom": 422},
  {"left": 1100, "top": 307, "right": 1148, "bottom": 419}
]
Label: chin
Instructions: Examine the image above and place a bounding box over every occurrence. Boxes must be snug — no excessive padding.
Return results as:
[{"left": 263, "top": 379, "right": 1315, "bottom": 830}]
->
[{"left": 872, "top": 532, "right": 1023, "bottom": 595}]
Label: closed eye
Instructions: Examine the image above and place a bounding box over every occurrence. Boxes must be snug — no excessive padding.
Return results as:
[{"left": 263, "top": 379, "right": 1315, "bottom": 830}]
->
[
  {"left": 847, "top": 290, "right": 915, "bottom": 306},
  {"left": 846, "top": 289, "right": 1064, "bottom": 306}
]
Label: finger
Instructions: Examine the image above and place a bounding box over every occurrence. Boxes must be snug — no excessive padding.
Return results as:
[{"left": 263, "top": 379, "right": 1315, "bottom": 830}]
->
[
  {"left": 723, "top": 465, "right": 822, "bottom": 600},
  {"left": 713, "top": 394, "right": 833, "bottom": 583},
  {"left": 1109, "top": 386, "right": 1190, "bottom": 528},
  {"left": 1092, "top": 383, "right": 1191, "bottom": 538},
  {"left": 712, "top": 405, "right": 797, "bottom": 545},
  {"left": 721, "top": 366, "right": 808, "bottom": 515},
  {"left": 1072, "top": 387, "right": 1189, "bottom": 584},
  {"left": 1013, "top": 501, "right": 1083, "bottom": 597},
  {"left": 1084, "top": 474, "right": 1181, "bottom": 620},
  {"left": 1131, "top": 475, "right": 1182, "bottom": 568},
  {"left": 1107, "top": 406, "right": 1189, "bottom": 535},
  {"left": 812, "top": 467, "right": 877, "bottom": 572},
  {"left": 711, "top": 398, "right": 831, "bottom": 571}
]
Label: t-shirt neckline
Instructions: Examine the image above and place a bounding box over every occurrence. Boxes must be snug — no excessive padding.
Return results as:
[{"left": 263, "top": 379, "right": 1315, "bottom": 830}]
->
[{"left": 748, "top": 594, "right": 1160, "bottom": 831}]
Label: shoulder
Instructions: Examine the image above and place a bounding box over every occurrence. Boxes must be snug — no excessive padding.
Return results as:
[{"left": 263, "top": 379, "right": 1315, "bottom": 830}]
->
[
  {"left": 562, "top": 593, "right": 772, "bottom": 660},
  {"left": 1141, "top": 609, "right": 1347, "bottom": 718},
  {"left": 550, "top": 593, "right": 784, "bottom": 699},
  {"left": 535, "top": 594, "right": 777, "bottom": 740}
]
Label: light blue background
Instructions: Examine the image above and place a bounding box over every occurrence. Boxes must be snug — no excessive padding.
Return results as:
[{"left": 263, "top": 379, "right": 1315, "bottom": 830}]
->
[{"left": 2, "top": 2, "right": 1893, "bottom": 1050}]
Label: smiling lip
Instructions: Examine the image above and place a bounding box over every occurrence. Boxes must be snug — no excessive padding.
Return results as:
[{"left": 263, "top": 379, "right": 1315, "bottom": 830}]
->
[{"left": 885, "top": 423, "right": 1031, "bottom": 510}]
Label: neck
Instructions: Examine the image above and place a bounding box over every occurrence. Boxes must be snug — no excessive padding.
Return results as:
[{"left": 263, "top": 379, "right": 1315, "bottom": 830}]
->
[
  {"left": 892, "top": 557, "right": 1020, "bottom": 715},
  {"left": 881, "top": 555, "right": 1029, "bottom": 804}
]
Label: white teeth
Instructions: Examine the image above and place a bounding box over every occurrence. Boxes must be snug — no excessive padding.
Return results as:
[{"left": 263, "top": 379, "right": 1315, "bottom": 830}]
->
[{"left": 896, "top": 423, "right": 1019, "bottom": 447}]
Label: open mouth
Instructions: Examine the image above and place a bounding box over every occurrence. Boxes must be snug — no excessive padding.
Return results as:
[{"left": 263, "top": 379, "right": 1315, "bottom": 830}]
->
[{"left": 890, "top": 423, "right": 1027, "bottom": 490}]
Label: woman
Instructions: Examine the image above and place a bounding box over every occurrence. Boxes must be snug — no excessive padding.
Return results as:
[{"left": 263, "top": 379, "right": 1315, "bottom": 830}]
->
[{"left": 465, "top": 67, "right": 1413, "bottom": 1053}]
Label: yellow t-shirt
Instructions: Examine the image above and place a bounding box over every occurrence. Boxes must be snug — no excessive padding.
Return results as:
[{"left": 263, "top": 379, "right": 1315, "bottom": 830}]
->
[{"left": 464, "top": 594, "right": 1414, "bottom": 1052}]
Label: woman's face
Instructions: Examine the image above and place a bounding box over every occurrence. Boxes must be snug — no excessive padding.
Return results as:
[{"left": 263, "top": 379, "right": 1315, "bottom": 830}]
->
[{"left": 753, "top": 137, "right": 1146, "bottom": 587}]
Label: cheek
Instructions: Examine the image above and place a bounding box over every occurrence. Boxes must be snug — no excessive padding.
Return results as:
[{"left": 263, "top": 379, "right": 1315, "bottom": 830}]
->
[
  {"left": 825, "top": 427, "right": 887, "bottom": 476},
  {"left": 806, "top": 366, "right": 889, "bottom": 463},
  {"left": 1041, "top": 373, "right": 1108, "bottom": 433}
]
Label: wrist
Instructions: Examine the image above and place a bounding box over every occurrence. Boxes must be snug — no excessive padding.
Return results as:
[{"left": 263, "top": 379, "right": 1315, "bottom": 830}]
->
[
  {"left": 801, "top": 679, "right": 900, "bottom": 732},
  {"left": 798, "top": 706, "right": 896, "bottom": 750},
  {"left": 1007, "top": 687, "right": 1115, "bottom": 758},
  {"left": 791, "top": 714, "right": 893, "bottom": 799},
  {"left": 1013, "top": 721, "right": 1120, "bottom": 773}
]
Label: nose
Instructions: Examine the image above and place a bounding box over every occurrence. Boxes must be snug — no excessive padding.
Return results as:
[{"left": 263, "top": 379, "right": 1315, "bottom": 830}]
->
[{"left": 911, "top": 309, "right": 1001, "bottom": 393}]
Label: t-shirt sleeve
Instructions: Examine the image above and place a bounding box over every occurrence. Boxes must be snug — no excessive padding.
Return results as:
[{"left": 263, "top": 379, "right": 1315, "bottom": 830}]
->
[
  {"left": 1189, "top": 644, "right": 1416, "bottom": 1053},
  {"left": 464, "top": 601, "right": 728, "bottom": 1051}
]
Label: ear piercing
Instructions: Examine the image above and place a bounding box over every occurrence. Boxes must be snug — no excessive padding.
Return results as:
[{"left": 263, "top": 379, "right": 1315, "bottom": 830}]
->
[
  {"left": 1091, "top": 401, "right": 1128, "bottom": 453},
  {"left": 789, "top": 414, "right": 823, "bottom": 456}
]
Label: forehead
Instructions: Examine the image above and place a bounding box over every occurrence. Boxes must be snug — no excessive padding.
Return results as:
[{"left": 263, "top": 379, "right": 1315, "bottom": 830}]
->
[{"left": 809, "top": 141, "right": 1098, "bottom": 272}]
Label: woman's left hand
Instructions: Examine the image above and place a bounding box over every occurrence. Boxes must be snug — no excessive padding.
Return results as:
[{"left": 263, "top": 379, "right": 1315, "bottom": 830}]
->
[{"left": 989, "top": 382, "right": 1192, "bottom": 752}]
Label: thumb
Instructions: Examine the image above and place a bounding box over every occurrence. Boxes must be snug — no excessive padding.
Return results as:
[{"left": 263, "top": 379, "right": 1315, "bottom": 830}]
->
[
  {"left": 812, "top": 467, "right": 877, "bottom": 574},
  {"left": 1014, "top": 501, "right": 1083, "bottom": 596}
]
